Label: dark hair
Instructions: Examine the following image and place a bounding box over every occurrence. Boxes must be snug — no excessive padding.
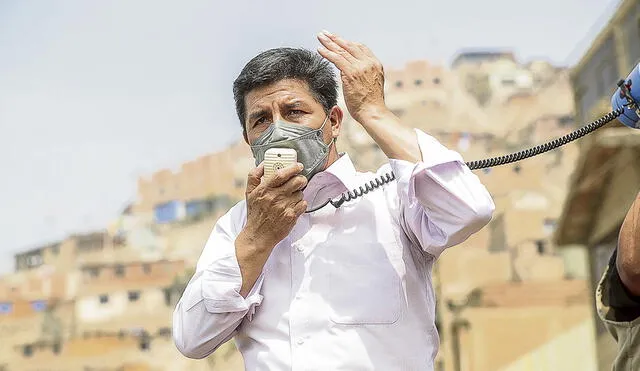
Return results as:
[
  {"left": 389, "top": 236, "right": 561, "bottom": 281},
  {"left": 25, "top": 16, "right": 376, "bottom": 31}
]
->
[{"left": 233, "top": 48, "right": 338, "bottom": 131}]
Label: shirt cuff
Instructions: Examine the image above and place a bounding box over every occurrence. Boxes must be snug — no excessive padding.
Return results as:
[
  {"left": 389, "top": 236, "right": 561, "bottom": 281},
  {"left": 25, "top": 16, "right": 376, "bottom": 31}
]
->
[
  {"left": 201, "top": 254, "right": 264, "bottom": 320},
  {"left": 388, "top": 129, "right": 466, "bottom": 200}
]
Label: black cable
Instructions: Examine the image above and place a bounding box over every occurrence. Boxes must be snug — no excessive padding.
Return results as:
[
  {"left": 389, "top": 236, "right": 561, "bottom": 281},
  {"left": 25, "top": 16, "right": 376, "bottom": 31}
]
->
[
  {"left": 305, "top": 172, "right": 396, "bottom": 213},
  {"left": 465, "top": 107, "right": 624, "bottom": 170},
  {"left": 305, "top": 108, "right": 625, "bottom": 213}
]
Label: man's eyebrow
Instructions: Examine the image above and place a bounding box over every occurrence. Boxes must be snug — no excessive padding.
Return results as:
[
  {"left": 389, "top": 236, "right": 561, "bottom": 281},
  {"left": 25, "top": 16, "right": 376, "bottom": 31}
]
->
[
  {"left": 283, "top": 100, "right": 308, "bottom": 109},
  {"left": 248, "top": 109, "right": 269, "bottom": 122}
]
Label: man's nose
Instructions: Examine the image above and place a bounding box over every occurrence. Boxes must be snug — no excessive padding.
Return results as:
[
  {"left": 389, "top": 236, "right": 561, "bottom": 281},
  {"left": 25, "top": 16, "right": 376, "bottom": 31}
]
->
[{"left": 270, "top": 103, "right": 286, "bottom": 122}]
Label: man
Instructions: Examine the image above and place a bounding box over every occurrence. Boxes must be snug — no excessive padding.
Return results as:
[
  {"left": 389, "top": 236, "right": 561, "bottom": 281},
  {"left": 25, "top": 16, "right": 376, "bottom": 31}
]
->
[
  {"left": 596, "top": 190, "right": 640, "bottom": 370},
  {"left": 172, "top": 31, "right": 495, "bottom": 370}
]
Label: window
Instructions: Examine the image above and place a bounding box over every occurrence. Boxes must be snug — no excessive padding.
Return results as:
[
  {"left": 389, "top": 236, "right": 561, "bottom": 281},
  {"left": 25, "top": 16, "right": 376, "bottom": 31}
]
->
[
  {"left": 52, "top": 342, "right": 61, "bottom": 355},
  {"left": 0, "top": 303, "right": 13, "bottom": 314},
  {"left": 86, "top": 267, "right": 100, "bottom": 278},
  {"left": 99, "top": 295, "right": 109, "bottom": 304},
  {"left": 76, "top": 234, "right": 105, "bottom": 252},
  {"left": 502, "top": 78, "right": 516, "bottom": 86},
  {"left": 535, "top": 240, "right": 546, "bottom": 255},
  {"left": 543, "top": 218, "right": 557, "bottom": 235},
  {"left": 23, "top": 345, "right": 33, "bottom": 357},
  {"left": 395, "top": 81, "right": 403, "bottom": 88},
  {"left": 142, "top": 264, "right": 151, "bottom": 274},
  {"left": 234, "top": 179, "right": 244, "bottom": 189},
  {"left": 140, "top": 338, "right": 150, "bottom": 351},
  {"left": 482, "top": 168, "right": 491, "bottom": 174},
  {"left": 50, "top": 245, "right": 59, "bottom": 255},
  {"left": 433, "top": 78, "right": 441, "bottom": 85},
  {"left": 27, "top": 254, "right": 43, "bottom": 267},
  {"left": 128, "top": 291, "right": 140, "bottom": 302},
  {"left": 414, "top": 79, "right": 423, "bottom": 86},
  {"left": 558, "top": 115, "right": 573, "bottom": 127},
  {"left": 114, "top": 265, "right": 125, "bottom": 277},
  {"left": 30, "top": 301, "right": 47, "bottom": 312},
  {"left": 513, "top": 164, "right": 522, "bottom": 174}
]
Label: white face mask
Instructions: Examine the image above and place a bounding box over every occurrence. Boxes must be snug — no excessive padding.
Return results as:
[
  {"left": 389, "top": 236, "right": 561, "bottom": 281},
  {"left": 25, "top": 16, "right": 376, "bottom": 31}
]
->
[{"left": 249, "top": 115, "right": 333, "bottom": 180}]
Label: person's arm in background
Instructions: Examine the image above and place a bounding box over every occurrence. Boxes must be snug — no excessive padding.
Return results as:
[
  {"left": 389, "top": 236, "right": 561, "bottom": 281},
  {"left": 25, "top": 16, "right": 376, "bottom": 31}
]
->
[
  {"left": 594, "top": 191, "right": 640, "bottom": 370},
  {"left": 617, "top": 191, "right": 640, "bottom": 296}
]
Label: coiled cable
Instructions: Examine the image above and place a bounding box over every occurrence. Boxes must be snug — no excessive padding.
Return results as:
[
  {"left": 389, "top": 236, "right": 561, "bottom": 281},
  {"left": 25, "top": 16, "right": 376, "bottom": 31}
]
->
[
  {"left": 465, "top": 107, "right": 624, "bottom": 170},
  {"left": 305, "top": 108, "right": 625, "bottom": 213}
]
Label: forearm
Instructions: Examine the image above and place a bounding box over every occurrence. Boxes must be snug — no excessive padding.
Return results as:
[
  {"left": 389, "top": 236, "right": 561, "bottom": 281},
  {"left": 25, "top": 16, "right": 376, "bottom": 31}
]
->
[
  {"left": 617, "top": 191, "right": 640, "bottom": 295},
  {"left": 358, "top": 107, "right": 421, "bottom": 163},
  {"left": 235, "top": 230, "right": 272, "bottom": 297}
]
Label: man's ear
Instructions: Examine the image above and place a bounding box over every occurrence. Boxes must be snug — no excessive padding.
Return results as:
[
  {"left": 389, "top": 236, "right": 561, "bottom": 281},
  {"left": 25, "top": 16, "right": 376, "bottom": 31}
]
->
[{"left": 329, "top": 106, "right": 343, "bottom": 139}]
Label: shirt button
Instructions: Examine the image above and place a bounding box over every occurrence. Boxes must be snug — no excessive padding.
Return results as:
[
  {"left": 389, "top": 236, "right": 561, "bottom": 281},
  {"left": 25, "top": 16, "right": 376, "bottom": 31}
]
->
[
  {"left": 297, "top": 339, "right": 304, "bottom": 345},
  {"left": 296, "top": 245, "right": 304, "bottom": 252}
]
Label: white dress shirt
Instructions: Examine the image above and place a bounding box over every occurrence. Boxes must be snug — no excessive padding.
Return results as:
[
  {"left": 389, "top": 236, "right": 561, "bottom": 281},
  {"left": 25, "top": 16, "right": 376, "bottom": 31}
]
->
[{"left": 173, "top": 129, "right": 495, "bottom": 371}]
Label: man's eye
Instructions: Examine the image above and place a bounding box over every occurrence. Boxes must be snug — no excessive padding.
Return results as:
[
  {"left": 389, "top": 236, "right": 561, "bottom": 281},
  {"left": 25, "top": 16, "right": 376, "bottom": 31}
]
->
[
  {"left": 256, "top": 117, "right": 269, "bottom": 125},
  {"left": 289, "top": 110, "right": 304, "bottom": 116}
]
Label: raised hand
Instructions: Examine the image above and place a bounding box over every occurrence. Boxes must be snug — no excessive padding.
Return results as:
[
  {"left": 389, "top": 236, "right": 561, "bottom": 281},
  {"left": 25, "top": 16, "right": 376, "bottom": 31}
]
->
[{"left": 317, "top": 30, "right": 388, "bottom": 125}]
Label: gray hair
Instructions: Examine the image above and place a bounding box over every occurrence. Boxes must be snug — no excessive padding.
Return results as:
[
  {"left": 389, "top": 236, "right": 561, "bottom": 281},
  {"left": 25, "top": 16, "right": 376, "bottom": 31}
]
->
[{"left": 233, "top": 48, "right": 339, "bottom": 131}]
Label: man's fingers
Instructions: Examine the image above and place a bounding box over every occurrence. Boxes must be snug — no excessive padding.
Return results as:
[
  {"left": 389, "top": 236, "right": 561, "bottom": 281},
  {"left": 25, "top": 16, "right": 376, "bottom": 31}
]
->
[
  {"left": 282, "top": 176, "right": 308, "bottom": 194},
  {"left": 293, "top": 199, "right": 308, "bottom": 216},
  {"left": 317, "top": 46, "right": 352, "bottom": 72},
  {"left": 356, "top": 42, "right": 376, "bottom": 59},
  {"left": 266, "top": 163, "right": 304, "bottom": 188},
  {"left": 317, "top": 32, "right": 357, "bottom": 64},
  {"left": 321, "top": 31, "right": 367, "bottom": 60},
  {"left": 246, "top": 162, "right": 264, "bottom": 194}
]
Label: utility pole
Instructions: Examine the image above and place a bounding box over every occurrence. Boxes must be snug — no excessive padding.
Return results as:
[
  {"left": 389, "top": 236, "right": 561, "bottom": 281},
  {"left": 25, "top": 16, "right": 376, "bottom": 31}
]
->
[{"left": 446, "top": 289, "right": 483, "bottom": 371}]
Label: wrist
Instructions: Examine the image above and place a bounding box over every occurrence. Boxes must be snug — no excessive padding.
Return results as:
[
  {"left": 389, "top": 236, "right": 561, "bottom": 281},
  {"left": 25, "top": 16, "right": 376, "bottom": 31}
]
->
[
  {"left": 355, "top": 105, "right": 395, "bottom": 126},
  {"left": 235, "top": 229, "right": 272, "bottom": 298},
  {"left": 236, "top": 228, "right": 273, "bottom": 259}
]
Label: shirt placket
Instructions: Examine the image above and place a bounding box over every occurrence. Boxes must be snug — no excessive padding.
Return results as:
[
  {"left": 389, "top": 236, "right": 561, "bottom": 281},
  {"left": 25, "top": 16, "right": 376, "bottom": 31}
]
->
[
  {"left": 289, "top": 175, "right": 342, "bottom": 370},
  {"left": 289, "top": 213, "right": 312, "bottom": 371}
]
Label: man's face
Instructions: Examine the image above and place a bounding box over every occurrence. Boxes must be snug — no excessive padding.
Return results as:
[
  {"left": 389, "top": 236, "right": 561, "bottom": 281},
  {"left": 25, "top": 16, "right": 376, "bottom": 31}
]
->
[{"left": 243, "top": 79, "right": 340, "bottom": 145}]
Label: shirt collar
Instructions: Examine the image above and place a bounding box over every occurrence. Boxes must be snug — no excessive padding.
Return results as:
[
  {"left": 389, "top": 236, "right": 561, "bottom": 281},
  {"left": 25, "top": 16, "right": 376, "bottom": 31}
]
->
[{"left": 309, "top": 152, "right": 359, "bottom": 192}]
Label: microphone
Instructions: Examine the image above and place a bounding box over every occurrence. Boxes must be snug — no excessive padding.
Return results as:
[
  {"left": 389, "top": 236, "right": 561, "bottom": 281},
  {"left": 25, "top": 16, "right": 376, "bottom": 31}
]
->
[{"left": 611, "top": 62, "right": 640, "bottom": 129}]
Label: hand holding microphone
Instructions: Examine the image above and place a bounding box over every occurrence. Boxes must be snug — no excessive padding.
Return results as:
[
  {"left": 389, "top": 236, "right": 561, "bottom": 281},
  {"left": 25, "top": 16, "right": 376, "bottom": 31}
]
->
[
  {"left": 242, "top": 157, "right": 308, "bottom": 252},
  {"left": 611, "top": 62, "right": 640, "bottom": 129}
]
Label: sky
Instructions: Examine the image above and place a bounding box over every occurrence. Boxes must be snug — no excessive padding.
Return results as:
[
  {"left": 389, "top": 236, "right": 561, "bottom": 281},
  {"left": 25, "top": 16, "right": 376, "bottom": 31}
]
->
[{"left": 0, "top": 0, "right": 622, "bottom": 274}]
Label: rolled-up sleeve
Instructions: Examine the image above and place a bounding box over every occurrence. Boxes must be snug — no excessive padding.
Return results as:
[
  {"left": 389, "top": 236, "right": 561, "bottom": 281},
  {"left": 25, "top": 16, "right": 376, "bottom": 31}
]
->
[
  {"left": 389, "top": 129, "right": 495, "bottom": 258},
  {"left": 173, "top": 202, "right": 264, "bottom": 359}
]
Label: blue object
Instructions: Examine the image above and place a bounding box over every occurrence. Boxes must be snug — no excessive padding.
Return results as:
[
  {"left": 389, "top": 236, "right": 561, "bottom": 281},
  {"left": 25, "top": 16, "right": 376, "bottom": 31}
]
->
[
  {"left": 185, "top": 200, "right": 207, "bottom": 217},
  {"left": 0, "top": 302, "right": 12, "bottom": 314},
  {"left": 611, "top": 62, "right": 640, "bottom": 129},
  {"left": 154, "top": 200, "right": 184, "bottom": 224},
  {"left": 30, "top": 300, "right": 47, "bottom": 312}
]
